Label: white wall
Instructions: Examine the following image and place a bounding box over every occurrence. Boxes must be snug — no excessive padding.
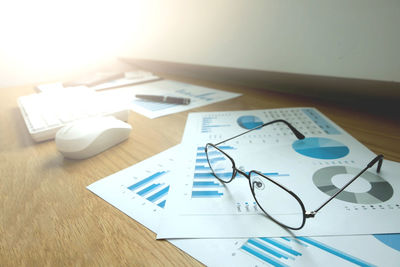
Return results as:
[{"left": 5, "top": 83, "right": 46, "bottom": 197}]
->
[
  {"left": 1, "top": 0, "right": 399, "bottom": 89},
  {"left": 125, "top": 0, "right": 400, "bottom": 82},
  {"left": 0, "top": 0, "right": 140, "bottom": 88}
]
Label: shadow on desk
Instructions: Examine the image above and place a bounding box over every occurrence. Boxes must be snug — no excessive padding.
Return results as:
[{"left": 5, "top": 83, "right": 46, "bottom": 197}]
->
[{"left": 122, "top": 57, "right": 400, "bottom": 119}]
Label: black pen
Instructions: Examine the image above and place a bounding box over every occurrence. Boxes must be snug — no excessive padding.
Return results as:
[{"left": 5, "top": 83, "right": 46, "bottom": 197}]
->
[{"left": 135, "top": 94, "right": 191, "bottom": 105}]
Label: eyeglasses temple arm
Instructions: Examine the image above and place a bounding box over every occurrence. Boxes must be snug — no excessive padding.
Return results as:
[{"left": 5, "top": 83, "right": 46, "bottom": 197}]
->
[
  {"left": 215, "top": 119, "right": 305, "bottom": 146},
  {"left": 306, "top": 154, "right": 384, "bottom": 218}
]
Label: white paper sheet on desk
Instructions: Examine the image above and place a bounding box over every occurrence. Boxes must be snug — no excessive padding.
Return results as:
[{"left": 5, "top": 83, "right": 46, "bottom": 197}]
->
[
  {"left": 101, "top": 79, "right": 241, "bottom": 119},
  {"left": 35, "top": 71, "right": 160, "bottom": 92},
  {"left": 87, "top": 145, "right": 400, "bottom": 267},
  {"left": 157, "top": 108, "right": 400, "bottom": 238}
]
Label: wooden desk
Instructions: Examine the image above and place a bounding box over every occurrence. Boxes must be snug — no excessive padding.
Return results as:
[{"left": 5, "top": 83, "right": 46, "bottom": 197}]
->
[{"left": 1, "top": 76, "right": 399, "bottom": 266}]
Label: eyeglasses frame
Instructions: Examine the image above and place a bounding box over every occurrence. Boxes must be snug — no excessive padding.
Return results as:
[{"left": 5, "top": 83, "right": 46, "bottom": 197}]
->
[{"left": 205, "top": 119, "right": 384, "bottom": 230}]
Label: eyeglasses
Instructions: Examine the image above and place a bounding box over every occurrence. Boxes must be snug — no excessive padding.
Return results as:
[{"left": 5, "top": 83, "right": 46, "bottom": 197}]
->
[{"left": 205, "top": 119, "right": 384, "bottom": 230}]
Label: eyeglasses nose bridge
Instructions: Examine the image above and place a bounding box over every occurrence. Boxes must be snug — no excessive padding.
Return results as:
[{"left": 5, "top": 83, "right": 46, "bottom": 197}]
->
[{"left": 235, "top": 168, "right": 250, "bottom": 179}]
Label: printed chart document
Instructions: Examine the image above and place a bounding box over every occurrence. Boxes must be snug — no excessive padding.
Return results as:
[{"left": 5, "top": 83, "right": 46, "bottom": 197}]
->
[
  {"left": 158, "top": 108, "right": 400, "bottom": 238},
  {"left": 87, "top": 145, "right": 400, "bottom": 267},
  {"left": 102, "top": 80, "right": 241, "bottom": 118}
]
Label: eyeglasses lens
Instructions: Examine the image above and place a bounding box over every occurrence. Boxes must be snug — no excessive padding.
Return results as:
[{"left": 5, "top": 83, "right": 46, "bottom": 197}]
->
[
  {"left": 250, "top": 172, "right": 305, "bottom": 229},
  {"left": 205, "top": 144, "right": 234, "bottom": 182}
]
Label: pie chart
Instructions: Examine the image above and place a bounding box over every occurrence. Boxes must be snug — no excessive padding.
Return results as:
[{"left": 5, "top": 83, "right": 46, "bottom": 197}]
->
[
  {"left": 373, "top": 234, "right": 400, "bottom": 252},
  {"left": 237, "top": 115, "right": 263, "bottom": 130},
  {"left": 292, "top": 137, "right": 349, "bottom": 159},
  {"left": 312, "top": 166, "right": 393, "bottom": 204}
]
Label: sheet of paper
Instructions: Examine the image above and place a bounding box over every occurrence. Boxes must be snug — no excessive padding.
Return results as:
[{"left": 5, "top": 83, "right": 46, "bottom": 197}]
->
[
  {"left": 35, "top": 71, "right": 159, "bottom": 92},
  {"left": 105, "top": 80, "right": 241, "bottom": 118},
  {"left": 87, "top": 145, "right": 400, "bottom": 267},
  {"left": 91, "top": 71, "right": 160, "bottom": 91},
  {"left": 157, "top": 108, "right": 400, "bottom": 238}
]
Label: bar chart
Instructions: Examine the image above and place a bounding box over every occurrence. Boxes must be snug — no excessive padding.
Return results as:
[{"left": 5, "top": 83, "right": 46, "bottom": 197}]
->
[
  {"left": 127, "top": 171, "right": 170, "bottom": 208},
  {"left": 191, "top": 145, "right": 291, "bottom": 214},
  {"left": 175, "top": 88, "right": 216, "bottom": 101},
  {"left": 240, "top": 236, "right": 374, "bottom": 267},
  {"left": 191, "top": 146, "right": 235, "bottom": 199},
  {"left": 201, "top": 116, "right": 232, "bottom": 133}
]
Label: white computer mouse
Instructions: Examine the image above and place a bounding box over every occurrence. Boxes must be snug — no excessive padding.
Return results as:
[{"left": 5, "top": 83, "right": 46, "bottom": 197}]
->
[{"left": 55, "top": 116, "right": 132, "bottom": 160}]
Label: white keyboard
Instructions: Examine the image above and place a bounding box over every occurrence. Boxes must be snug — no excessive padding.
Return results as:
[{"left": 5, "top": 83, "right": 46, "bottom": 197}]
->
[{"left": 18, "top": 87, "right": 130, "bottom": 142}]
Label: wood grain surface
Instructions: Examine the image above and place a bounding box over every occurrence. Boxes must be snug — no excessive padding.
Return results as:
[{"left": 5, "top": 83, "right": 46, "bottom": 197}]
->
[{"left": 1, "top": 75, "right": 399, "bottom": 266}]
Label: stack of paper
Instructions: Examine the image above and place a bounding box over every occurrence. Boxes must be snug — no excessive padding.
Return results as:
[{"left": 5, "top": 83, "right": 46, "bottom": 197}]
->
[{"left": 88, "top": 107, "right": 400, "bottom": 266}]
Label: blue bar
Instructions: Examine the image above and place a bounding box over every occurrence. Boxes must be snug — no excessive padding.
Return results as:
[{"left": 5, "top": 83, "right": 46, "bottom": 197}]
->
[
  {"left": 260, "top": 238, "right": 302, "bottom": 256},
  {"left": 192, "top": 191, "right": 223, "bottom": 198},
  {"left": 197, "top": 152, "right": 207, "bottom": 157},
  {"left": 137, "top": 183, "right": 161, "bottom": 196},
  {"left": 197, "top": 146, "right": 235, "bottom": 151},
  {"left": 247, "top": 172, "right": 289, "bottom": 177},
  {"left": 241, "top": 244, "right": 289, "bottom": 267},
  {"left": 196, "top": 157, "right": 228, "bottom": 164},
  {"left": 193, "top": 171, "right": 287, "bottom": 179},
  {"left": 127, "top": 171, "right": 166, "bottom": 191},
  {"left": 198, "top": 149, "right": 234, "bottom": 158},
  {"left": 263, "top": 172, "right": 289, "bottom": 177},
  {"left": 198, "top": 151, "right": 221, "bottom": 157},
  {"left": 260, "top": 172, "right": 278, "bottom": 176},
  {"left": 157, "top": 200, "right": 166, "bottom": 208},
  {"left": 196, "top": 158, "right": 208, "bottom": 163},
  {"left": 288, "top": 237, "right": 308, "bottom": 247},
  {"left": 218, "top": 146, "right": 236, "bottom": 150},
  {"left": 202, "top": 125, "right": 230, "bottom": 132},
  {"left": 195, "top": 165, "right": 210, "bottom": 171},
  {"left": 196, "top": 92, "right": 215, "bottom": 99},
  {"left": 147, "top": 186, "right": 170, "bottom": 202},
  {"left": 194, "top": 172, "right": 232, "bottom": 179},
  {"left": 194, "top": 172, "right": 215, "bottom": 178},
  {"left": 208, "top": 157, "right": 227, "bottom": 164},
  {"left": 248, "top": 239, "right": 290, "bottom": 259},
  {"left": 193, "top": 181, "right": 222, "bottom": 188},
  {"left": 297, "top": 237, "right": 374, "bottom": 267}
]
